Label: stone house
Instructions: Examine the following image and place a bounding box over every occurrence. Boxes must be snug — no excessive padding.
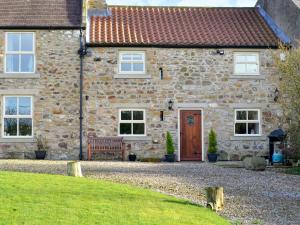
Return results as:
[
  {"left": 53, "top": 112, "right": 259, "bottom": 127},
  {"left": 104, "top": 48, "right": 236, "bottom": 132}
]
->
[
  {"left": 0, "top": 0, "right": 82, "bottom": 159},
  {"left": 0, "top": 0, "right": 289, "bottom": 161}
]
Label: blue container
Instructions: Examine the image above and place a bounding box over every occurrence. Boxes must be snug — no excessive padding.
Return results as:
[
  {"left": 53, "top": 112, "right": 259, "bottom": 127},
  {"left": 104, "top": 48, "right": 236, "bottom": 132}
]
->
[{"left": 272, "top": 151, "right": 283, "bottom": 163}]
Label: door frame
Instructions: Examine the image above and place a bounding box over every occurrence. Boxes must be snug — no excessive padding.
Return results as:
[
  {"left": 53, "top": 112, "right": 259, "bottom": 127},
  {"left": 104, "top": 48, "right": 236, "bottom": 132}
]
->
[{"left": 177, "top": 108, "right": 205, "bottom": 161}]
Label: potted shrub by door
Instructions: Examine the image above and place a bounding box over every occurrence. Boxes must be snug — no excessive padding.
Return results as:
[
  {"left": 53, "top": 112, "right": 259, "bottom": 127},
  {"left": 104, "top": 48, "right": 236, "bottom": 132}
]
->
[
  {"left": 128, "top": 153, "right": 137, "bottom": 161},
  {"left": 165, "top": 131, "right": 176, "bottom": 162},
  {"left": 207, "top": 129, "right": 218, "bottom": 163},
  {"left": 35, "top": 135, "right": 48, "bottom": 160}
]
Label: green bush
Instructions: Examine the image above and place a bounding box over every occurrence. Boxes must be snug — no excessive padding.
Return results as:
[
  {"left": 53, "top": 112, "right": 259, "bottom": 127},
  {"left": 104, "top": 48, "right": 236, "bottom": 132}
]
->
[
  {"left": 166, "top": 132, "right": 175, "bottom": 154},
  {"left": 208, "top": 129, "right": 217, "bottom": 154}
]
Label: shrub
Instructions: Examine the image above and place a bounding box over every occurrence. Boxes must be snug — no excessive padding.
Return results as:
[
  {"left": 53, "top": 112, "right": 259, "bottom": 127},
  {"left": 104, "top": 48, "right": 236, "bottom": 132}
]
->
[
  {"left": 166, "top": 132, "right": 175, "bottom": 154},
  {"left": 208, "top": 129, "right": 217, "bottom": 154}
]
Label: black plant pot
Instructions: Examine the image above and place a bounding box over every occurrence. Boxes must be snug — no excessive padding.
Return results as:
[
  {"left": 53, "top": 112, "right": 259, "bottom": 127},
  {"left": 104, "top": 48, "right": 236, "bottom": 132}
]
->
[
  {"left": 128, "top": 154, "right": 137, "bottom": 162},
  {"left": 207, "top": 153, "right": 218, "bottom": 163},
  {"left": 35, "top": 151, "right": 47, "bottom": 160},
  {"left": 165, "top": 154, "right": 176, "bottom": 162}
]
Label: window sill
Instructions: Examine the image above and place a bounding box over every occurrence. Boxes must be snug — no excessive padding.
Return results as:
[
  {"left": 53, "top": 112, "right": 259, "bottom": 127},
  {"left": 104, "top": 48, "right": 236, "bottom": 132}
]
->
[
  {"left": 114, "top": 74, "right": 151, "bottom": 79},
  {"left": 229, "top": 75, "right": 265, "bottom": 80},
  {"left": 121, "top": 136, "right": 152, "bottom": 141},
  {"left": 230, "top": 136, "right": 267, "bottom": 141},
  {"left": 0, "top": 138, "right": 35, "bottom": 143},
  {"left": 0, "top": 73, "right": 40, "bottom": 79}
]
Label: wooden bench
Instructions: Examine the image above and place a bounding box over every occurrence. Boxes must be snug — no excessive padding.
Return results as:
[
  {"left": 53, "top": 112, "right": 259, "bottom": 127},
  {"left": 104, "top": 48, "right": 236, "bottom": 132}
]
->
[{"left": 87, "top": 133, "right": 125, "bottom": 161}]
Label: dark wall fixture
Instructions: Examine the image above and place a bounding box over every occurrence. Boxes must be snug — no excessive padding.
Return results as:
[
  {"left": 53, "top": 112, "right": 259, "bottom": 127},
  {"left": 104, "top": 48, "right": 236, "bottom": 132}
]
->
[
  {"left": 274, "top": 88, "right": 279, "bottom": 102},
  {"left": 160, "top": 111, "right": 164, "bottom": 121},
  {"left": 85, "top": 95, "right": 89, "bottom": 101},
  {"left": 159, "top": 68, "right": 163, "bottom": 80},
  {"left": 168, "top": 100, "right": 174, "bottom": 110},
  {"left": 216, "top": 49, "right": 225, "bottom": 55}
]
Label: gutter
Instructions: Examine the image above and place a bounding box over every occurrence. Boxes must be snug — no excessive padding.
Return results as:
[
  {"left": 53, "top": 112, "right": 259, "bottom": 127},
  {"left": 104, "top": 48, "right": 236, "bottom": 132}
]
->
[{"left": 0, "top": 26, "right": 82, "bottom": 30}]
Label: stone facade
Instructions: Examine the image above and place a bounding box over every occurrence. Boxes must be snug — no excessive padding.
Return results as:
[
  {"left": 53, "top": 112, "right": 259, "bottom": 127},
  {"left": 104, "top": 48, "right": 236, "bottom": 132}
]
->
[
  {"left": 0, "top": 30, "right": 81, "bottom": 159},
  {"left": 83, "top": 47, "right": 282, "bottom": 161}
]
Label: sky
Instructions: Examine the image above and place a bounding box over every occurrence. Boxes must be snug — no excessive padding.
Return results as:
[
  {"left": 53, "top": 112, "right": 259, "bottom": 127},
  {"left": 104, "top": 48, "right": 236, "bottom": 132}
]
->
[{"left": 107, "top": 0, "right": 257, "bottom": 7}]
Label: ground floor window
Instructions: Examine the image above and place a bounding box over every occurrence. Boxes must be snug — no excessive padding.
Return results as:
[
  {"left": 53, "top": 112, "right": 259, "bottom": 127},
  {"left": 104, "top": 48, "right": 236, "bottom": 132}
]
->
[
  {"left": 2, "top": 96, "right": 33, "bottom": 137},
  {"left": 119, "top": 109, "right": 145, "bottom": 136},
  {"left": 234, "top": 109, "right": 260, "bottom": 136}
]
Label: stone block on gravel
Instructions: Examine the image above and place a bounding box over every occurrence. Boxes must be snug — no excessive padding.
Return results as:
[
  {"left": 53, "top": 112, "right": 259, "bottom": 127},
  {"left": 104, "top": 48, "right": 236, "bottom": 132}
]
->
[{"left": 243, "top": 156, "right": 266, "bottom": 171}]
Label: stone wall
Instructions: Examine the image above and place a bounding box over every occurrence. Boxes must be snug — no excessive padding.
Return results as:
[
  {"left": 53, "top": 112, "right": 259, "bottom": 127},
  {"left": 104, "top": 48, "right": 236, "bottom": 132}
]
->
[
  {"left": 0, "top": 30, "right": 80, "bottom": 159},
  {"left": 83, "top": 47, "right": 282, "bottom": 161}
]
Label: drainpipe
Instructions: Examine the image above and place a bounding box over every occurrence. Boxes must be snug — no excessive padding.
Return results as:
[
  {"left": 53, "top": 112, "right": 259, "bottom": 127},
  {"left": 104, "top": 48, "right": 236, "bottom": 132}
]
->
[{"left": 78, "top": 28, "right": 87, "bottom": 160}]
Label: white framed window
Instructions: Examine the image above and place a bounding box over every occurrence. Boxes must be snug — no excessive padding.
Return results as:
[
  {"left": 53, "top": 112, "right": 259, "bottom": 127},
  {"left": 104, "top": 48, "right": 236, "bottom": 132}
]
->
[
  {"left": 234, "top": 52, "right": 259, "bottom": 75},
  {"left": 119, "top": 109, "right": 146, "bottom": 136},
  {"left": 118, "top": 51, "right": 145, "bottom": 74},
  {"left": 2, "top": 96, "right": 33, "bottom": 138},
  {"left": 234, "top": 109, "right": 261, "bottom": 136},
  {"left": 5, "top": 32, "right": 35, "bottom": 73}
]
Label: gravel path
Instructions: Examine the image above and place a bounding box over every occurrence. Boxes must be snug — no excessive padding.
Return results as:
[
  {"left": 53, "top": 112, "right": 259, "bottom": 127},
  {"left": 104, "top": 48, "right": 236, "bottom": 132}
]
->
[{"left": 0, "top": 160, "right": 299, "bottom": 225}]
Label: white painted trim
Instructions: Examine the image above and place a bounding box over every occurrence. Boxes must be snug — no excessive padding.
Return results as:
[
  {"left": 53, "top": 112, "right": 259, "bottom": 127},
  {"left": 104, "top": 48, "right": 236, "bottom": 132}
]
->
[
  {"left": 118, "top": 51, "right": 146, "bottom": 75},
  {"left": 177, "top": 108, "right": 204, "bottom": 162},
  {"left": 233, "top": 52, "right": 260, "bottom": 76},
  {"left": 234, "top": 109, "right": 261, "bottom": 137},
  {"left": 118, "top": 109, "right": 146, "bottom": 137},
  {"left": 4, "top": 32, "right": 36, "bottom": 74},
  {"left": 2, "top": 96, "right": 34, "bottom": 138}
]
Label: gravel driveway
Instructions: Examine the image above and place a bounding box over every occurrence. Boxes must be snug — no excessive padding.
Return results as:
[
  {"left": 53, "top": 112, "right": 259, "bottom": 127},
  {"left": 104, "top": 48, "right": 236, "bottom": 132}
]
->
[{"left": 0, "top": 160, "right": 299, "bottom": 225}]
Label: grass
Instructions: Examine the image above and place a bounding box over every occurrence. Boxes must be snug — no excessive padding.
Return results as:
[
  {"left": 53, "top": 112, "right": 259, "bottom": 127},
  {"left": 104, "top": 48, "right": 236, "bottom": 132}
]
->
[
  {"left": 0, "top": 171, "right": 230, "bottom": 225},
  {"left": 285, "top": 167, "right": 300, "bottom": 175}
]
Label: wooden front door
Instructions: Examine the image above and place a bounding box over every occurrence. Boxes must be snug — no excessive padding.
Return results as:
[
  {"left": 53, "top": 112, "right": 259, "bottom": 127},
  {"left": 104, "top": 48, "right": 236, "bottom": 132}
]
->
[{"left": 180, "top": 110, "right": 202, "bottom": 161}]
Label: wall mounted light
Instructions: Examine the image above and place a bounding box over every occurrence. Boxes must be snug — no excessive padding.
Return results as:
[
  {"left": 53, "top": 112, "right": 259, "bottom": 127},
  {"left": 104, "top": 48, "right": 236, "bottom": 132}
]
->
[
  {"left": 160, "top": 111, "right": 164, "bottom": 121},
  {"left": 159, "top": 68, "right": 164, "bottom": 80},
  {"left": 274, "top": 88, "right": 279, "bottom": 102},
  {"left": 168, "top": 100, "right": 174, "bottom": 110},
  {"left": 216, "top": 49, "right": 225, "bottom": 55}
]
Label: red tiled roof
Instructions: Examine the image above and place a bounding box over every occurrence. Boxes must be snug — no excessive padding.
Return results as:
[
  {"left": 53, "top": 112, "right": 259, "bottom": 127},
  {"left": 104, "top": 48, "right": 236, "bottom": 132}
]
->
[
  {"left": 0, "top": 0, "right": 81, "bottom": 28},
  {"left": 89, "top": 6, "right": 280, "bottom": 47}
]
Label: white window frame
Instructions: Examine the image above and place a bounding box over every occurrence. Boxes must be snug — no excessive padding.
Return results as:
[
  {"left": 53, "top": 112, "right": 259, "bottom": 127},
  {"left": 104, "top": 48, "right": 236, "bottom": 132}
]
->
[
  {"left": 4, "top": 32, "right": 36, "bottom": 74},
  {"left": 118, "top": 51, "right": 146, "bottom": 75},
  {"left": 2, "top": 96, "right": 34, "bottom": 138},
  {"left": 234, "top": 109, "right": 261, "bottom": 137},
  {"left": 118, "top": 109, "right": 146, "bottom": 136},
  {"left": 234, "top": 52, "right": 260, "bottom": 75}
]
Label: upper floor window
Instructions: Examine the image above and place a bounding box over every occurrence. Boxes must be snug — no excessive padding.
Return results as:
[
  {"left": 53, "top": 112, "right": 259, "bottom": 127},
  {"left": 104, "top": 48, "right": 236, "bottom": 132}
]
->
[
  {"left": 118, "top": 51, "right": 145, "bottom": 74},
  {"left": 234, "top": 52, "right": 259, "bottom": 75},
  {"left": 3, "top": 96, "right": 33, "bottom": 138},
  {"left": 119, "top": 109, "right": 146, "bottom": 136},
  {"left": 5, "top": 32, "right": 35, "bottom": 73},
  {"left": 234, "top": 109, "right": 261, "bottom": 136}
]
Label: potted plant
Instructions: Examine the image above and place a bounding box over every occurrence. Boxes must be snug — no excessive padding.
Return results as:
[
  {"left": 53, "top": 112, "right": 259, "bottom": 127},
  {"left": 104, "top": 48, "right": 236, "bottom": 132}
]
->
[
  {"left": 35, "top": 135, "right": 48, "bottom": 160},
  {"left": 165, "top": 131, "right": 176, "bottom": 162},
  {"left": 207, "top": 129, "right": 218, "bottom": 163},
  {"left": 128, "top": 153, "right": 137, "bottom": 161}
]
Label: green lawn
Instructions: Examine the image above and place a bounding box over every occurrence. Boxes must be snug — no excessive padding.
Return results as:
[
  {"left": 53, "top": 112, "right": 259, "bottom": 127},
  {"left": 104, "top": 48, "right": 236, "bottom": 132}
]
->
[
  {"left": 286, "top": 167, "right": 300, "bottom": 175},
  {"left": 0, "top": 171, "right": 229, "bottom": 225}
]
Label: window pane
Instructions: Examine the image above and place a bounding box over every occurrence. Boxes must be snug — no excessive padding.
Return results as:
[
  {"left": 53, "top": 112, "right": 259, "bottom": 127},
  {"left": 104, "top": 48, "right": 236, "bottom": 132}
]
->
[
  {"left": 19, "top": 118, "right": 32, "bottom": 136},
  {"left": 133, "top": 111, "right": 144, "bottom": 120},
  {"left": 235, "top": 123, "right": 246, "bottom": 134},
  {"left": 19, "top": 97, "right": 31, "bottom": 115},
  {"left": 248, "top": 111, "right": 258, "bottom": 120},
  {"left": 235, "top": 64, "right": 246, "bottom": 74},
  {"left": 7, "top": 33, "right": 20, "bottom": 51},
  {"left": 235, "top": 55, "right": 246, "bottom": 62},
  {"left": 21, "top": 33, "right": 33, "bottom": 51},
  {"left": 248, "top": 123, "right": 259, "bottom": 135},
  {"left": 4, "top": 118, "right": 17, "bottom": 136},
  {"left": 120, "top": 123, "right": 131, "bottom": 135},
  {"left": 121, "top": 63, "right": 131, "bottom": 72},
  {"left": 6, "top": 54, "right": 19, "bottom": 72},
  {"left": 5, "top": 97, "right": 18, "bottom": 115},
  {"left": 247, "top": 64, "right": 258, "bottom": 74},
  {"left": 121, "top": 54, "right": 132, "bottom": 60},
  {"left": 21, "top": 54, "right": 34, "bottom": 72},
  {"left": 132, "top": 63, "right": 144, "bottom": 72},
  {"left": 236, "top": 111, "right": 246, "bottom": 120},
  {"left": 121, "top": 111, "right": 131, "bottom": 120},
  {"left": 246, "top": 55, "right": 257, "bottom": 62},
  {"left": 132, "top": 54, "right": 143, "bottom": 60},
  {"left": 133, "top": 123, "right": 145, "bottom": 135}
]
